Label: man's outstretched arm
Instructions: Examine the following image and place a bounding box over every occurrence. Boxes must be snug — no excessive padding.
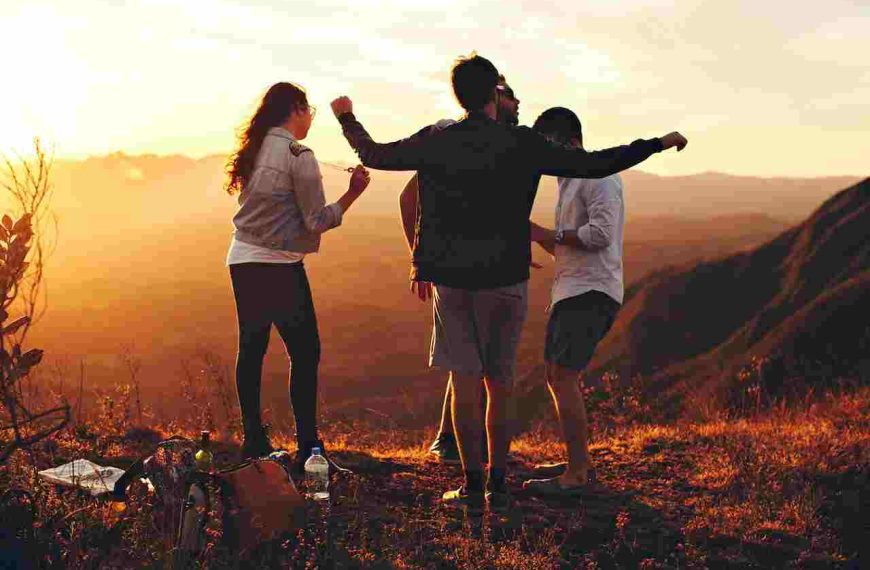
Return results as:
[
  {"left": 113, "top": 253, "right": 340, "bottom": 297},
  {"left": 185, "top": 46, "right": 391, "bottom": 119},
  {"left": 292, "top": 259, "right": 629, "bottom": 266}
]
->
[
  {"left": 332, "top": 96, "right": 432, "bottom": 171},
  {"left": 532, "top": 130, "right": 688, "bottom": 179}
]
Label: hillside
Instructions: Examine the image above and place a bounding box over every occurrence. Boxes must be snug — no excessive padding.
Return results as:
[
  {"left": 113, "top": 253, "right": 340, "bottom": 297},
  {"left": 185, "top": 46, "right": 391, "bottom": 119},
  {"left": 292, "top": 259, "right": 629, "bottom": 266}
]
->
[
  {"left": 30, "top": 212, "right": 788, "bottom": 423},
  {"left": 2, "top": 155, "right": 866, "bottom": 568},
  {"left": 37, "top": 154, "right": 860, "bottom": 231},
  {"left": 588, "top": 178, "right": 870, "bottom": 415},
  {"left": 8, "top": 152, "right": 857, "bottom": 420}
]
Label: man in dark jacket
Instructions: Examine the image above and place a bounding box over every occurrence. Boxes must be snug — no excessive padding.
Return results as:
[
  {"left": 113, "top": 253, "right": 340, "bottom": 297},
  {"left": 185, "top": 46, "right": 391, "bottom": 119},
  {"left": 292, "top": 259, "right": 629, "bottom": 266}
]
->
[
  {"left": 331, "top": 54, "right": 687, "bottom": 513},
  {"left": 400, "top": 74, "right": 521, "bottom": 466}
]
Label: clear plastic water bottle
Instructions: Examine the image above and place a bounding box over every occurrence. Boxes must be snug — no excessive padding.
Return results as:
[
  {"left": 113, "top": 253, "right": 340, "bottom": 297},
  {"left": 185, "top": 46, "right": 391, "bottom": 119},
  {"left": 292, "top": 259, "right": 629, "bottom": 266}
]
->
[{"left": 304, "top": 447, "right": 330, "bottom": 501}]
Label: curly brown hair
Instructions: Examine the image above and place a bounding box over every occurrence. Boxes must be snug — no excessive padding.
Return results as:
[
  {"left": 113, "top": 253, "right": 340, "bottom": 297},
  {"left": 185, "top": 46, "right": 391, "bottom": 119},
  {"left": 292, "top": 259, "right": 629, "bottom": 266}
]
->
[{"left": 225, "top": 82, "right": 308, "bottom": 195}]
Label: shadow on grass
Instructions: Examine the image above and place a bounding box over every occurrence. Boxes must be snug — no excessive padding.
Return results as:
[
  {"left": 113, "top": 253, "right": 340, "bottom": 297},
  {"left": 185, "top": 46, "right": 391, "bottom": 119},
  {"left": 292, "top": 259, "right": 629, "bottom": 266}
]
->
[{"left": 304, "top": 449, "right": 690, "bottom": 568}]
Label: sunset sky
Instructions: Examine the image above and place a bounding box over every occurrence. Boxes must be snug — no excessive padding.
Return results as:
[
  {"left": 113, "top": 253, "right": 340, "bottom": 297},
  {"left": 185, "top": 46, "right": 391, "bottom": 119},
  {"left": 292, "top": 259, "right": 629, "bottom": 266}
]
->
[{"left": 1, "top": 0, "right": 867, "bottom": 176}]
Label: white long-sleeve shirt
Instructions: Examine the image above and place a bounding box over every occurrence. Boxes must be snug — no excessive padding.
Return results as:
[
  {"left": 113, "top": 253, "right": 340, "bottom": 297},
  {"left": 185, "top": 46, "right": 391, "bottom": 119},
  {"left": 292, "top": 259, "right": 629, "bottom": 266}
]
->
[{"left": 551, "top": 173, "right": 625, "bottom": 306}]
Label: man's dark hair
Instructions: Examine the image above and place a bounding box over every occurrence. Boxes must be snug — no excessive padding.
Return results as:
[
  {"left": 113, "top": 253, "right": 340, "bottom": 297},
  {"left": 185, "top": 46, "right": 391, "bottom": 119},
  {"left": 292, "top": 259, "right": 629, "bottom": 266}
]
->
[
  {"left": 533, "top": 107, "right": 583, "bottom": 146},
  {"left": 451, "top": 53, "right": 499, "bottom": 112},
  {"left": 496, "top": 74, "right": 515, "bottom": 99}
]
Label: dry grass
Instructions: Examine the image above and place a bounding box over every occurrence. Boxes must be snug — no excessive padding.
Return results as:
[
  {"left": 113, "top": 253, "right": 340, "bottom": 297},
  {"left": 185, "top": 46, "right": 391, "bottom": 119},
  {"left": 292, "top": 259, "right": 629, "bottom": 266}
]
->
[{"left": 1, "top": 387, "right": 866, "bottom": 568}]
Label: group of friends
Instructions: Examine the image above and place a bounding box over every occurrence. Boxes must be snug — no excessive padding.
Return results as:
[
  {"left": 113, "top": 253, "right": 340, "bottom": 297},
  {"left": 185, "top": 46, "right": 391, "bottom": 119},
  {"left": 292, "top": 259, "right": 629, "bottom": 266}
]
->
[{"left": 224, "top": 53, "right": 687, "bottom": 514}]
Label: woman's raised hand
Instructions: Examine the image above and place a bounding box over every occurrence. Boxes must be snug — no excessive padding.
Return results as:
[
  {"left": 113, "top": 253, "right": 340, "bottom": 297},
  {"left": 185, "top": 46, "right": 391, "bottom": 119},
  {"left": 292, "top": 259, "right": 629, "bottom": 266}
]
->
[{"left": 349, "top": 165, "right": 371, "bottom": 194}]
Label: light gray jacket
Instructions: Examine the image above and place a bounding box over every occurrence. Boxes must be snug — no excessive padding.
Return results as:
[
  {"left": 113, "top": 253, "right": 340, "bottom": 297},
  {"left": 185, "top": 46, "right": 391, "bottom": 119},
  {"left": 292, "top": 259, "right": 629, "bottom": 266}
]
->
[{"left": 232, "top": 127, "right": 343, "bottom": 252}]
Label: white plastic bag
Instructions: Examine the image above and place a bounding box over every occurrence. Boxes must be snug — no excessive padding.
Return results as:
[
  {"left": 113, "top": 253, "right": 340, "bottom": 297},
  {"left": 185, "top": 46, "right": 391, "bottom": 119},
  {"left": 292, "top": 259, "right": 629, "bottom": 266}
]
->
[{"left": 38, "top": 459, "right": 126, "bottom": 496}]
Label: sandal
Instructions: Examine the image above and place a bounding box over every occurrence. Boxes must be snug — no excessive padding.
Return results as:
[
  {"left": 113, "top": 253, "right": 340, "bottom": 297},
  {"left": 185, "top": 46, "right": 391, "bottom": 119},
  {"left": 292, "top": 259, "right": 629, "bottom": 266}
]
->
[
  {"left": 532, "top": 462, "right": 568, "bottom": 478},
  {"left": 522, "top": 469, "right": 597, "bottom": 496}
]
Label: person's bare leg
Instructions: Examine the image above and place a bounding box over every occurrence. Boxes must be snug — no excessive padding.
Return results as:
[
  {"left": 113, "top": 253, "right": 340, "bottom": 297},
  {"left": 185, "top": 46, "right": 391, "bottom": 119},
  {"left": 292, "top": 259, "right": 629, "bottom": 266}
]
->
[
  {"left": 437, "top": 378, "right": 454, "bottom": 435},
  {"left": 450, "top": 371, "right": 484, "bottom": 484},
  {"left": 483, "top": 377, "right": 510, "bottom": 471},
  {"left": 438, "top": 380, "right": 488, "bottom": 438},
  {"left": 504, "top": 382, "right": 517, "bottom": 458},
  {"left": 546, "top": 362, "right": 593, "bottom": 485}
]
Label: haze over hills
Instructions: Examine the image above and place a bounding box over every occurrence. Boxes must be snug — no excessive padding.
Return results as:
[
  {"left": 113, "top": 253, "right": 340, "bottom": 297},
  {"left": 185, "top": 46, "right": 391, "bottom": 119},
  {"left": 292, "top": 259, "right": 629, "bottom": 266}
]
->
[
  {"left": 15, "top": 153, "right": 863, "bottom": 421},
  {"left": 587, "top": 178, "right": 870, "bottom": 416},
  {"left": 43, "top": 153, "right": 860, "bottom": 228}
]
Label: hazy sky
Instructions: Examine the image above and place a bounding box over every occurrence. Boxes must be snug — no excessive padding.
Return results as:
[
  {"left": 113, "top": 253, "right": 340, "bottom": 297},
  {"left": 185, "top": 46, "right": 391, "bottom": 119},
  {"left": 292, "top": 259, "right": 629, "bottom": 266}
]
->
[{"left": 1, "top": 0, "right": 867, "bottom": 176}]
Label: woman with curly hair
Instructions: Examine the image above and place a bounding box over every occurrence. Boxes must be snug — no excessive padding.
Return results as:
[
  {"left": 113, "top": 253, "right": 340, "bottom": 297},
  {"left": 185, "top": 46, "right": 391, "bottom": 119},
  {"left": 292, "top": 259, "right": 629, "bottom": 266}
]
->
[{"left": 226, "top": 82, "right": 370, "bottom": 469}]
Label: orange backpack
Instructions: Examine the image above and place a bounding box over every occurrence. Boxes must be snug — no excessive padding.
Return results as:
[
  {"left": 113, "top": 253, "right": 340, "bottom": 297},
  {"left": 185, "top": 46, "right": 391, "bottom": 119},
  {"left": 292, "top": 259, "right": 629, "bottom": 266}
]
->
[
  {"left": 176, "top": 458, "right": 307, "bottom": 563},
  {"left": 113, "top": 437, "right": 306, "bottom": 564}
]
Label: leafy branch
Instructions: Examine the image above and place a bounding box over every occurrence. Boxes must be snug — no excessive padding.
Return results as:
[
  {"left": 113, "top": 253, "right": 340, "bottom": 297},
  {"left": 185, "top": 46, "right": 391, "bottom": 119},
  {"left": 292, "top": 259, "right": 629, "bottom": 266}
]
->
[{"left": 0, "top": 139, "right": 68, "bottom": 463}]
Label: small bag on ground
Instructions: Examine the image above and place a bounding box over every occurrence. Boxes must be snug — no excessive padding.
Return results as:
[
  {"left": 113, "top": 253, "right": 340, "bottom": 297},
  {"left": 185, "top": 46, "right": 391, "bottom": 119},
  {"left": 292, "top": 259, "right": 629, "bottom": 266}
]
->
[
  {"left": 174, "top": 458, "right": 306, "bottom": 566},
  {"left": 113, "top": 436, "right": 305, "bottom": 564}
]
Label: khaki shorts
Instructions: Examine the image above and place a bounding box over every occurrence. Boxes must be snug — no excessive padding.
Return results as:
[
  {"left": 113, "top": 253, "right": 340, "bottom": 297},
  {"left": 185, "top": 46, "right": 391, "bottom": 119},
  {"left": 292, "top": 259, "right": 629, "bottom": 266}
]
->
[{"left": 429, "top": 281, "right": 528, "bottom": 382}]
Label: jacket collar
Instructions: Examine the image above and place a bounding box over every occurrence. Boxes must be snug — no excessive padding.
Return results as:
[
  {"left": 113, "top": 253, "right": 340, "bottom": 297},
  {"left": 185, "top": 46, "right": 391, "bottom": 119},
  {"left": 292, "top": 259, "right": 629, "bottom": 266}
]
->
[
  {"left": 465, "top": 110, "right": 495, "bottom": 122},
  {"left": 267, "top": 126, "right": 296, "bottom": 141}
]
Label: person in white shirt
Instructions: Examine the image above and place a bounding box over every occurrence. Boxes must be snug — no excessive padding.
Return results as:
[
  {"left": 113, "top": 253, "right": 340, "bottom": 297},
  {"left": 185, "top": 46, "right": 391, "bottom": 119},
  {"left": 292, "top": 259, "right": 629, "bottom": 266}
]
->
[{"left": 523, "top": 107, "right": 685, "bottom": 493}]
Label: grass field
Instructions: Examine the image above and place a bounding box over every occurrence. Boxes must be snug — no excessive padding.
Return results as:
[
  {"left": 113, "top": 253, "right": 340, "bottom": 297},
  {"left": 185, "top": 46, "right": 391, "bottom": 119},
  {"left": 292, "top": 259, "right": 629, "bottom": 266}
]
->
[{"left": 2, "top": 386, "right": 866, "bottom": 568}]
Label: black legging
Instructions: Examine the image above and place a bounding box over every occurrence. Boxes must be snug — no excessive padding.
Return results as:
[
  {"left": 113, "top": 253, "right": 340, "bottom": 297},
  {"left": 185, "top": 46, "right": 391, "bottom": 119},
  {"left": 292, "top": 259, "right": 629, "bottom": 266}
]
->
[{"left": 229, "top": 262, "right": 320, "bottom": 449}]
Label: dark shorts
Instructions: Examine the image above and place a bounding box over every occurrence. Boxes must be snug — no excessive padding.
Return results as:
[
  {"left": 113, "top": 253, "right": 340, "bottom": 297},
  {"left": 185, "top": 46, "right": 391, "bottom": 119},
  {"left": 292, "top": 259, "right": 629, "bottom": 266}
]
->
[{"left": 544, "top": 291, "right": 620, "bottom": 372}]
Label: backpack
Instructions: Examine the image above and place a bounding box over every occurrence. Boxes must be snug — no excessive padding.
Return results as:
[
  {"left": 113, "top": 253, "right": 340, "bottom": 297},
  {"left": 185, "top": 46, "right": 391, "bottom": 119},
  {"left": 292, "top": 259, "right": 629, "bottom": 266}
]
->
[{"left": 113, "top": 437, "right": 306, "bottom": 565}]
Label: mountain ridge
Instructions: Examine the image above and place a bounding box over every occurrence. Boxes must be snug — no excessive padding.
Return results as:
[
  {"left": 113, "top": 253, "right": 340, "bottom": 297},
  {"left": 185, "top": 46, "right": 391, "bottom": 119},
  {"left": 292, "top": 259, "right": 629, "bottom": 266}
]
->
[
  {"left": 588, "top": 177, "right": 870, "bottom": 415},
  {"left": 51, "top": 151, "right": 869, "bottom": 181}
]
